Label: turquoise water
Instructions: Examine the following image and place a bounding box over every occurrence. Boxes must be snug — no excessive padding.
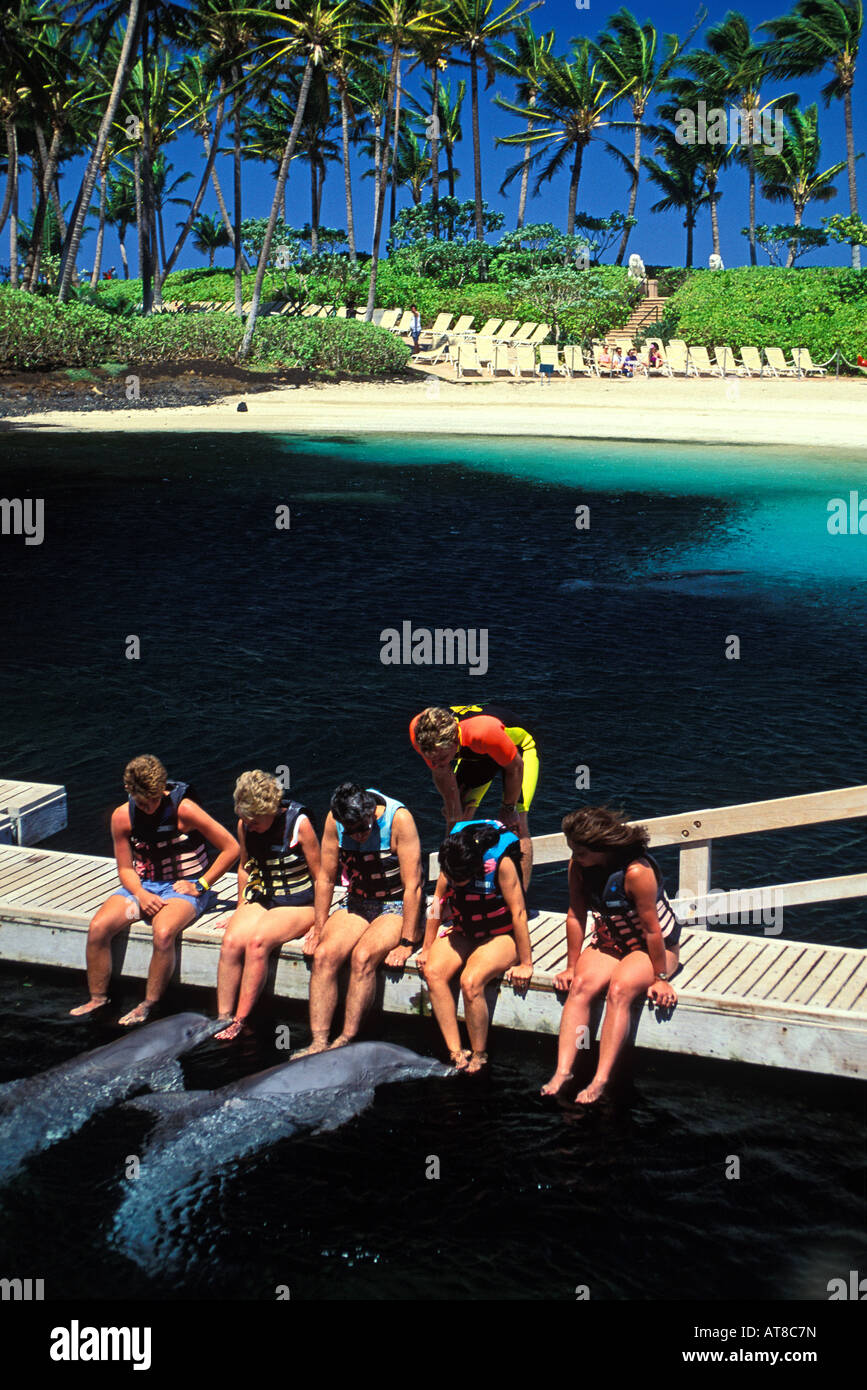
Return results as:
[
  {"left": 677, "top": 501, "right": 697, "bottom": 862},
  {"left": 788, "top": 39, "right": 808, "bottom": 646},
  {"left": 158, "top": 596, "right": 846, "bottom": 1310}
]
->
[{"left": 0, "top": 430, "right": 865, "bottom": 1302}]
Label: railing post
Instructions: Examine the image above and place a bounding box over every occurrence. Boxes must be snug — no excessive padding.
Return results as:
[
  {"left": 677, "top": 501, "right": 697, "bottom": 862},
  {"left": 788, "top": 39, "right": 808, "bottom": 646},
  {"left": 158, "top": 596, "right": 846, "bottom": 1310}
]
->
[{"left": 677, "top": 839, "right": 713, "bottom": 919}]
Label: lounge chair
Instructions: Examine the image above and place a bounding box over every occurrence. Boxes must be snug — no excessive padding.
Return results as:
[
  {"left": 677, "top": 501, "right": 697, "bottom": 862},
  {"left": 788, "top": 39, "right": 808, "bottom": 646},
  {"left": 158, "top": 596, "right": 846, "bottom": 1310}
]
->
[
  {"left": 389, "top": 309, "right": 412, "bottom": 333},
  {"left": 413, "top": 334, "right": 451, "bottom": 366},
  {"left": 335, "top": 306, "right": 349, "bottom": 318},
  {"left": 562, "top": 345, "right": 593, "bottom": 377},
  {"left": 419, "top": 313, "right": 453, "bottom": 344},
  {"left": 513, "top": 321, "right": 539, "bottom": 341},
  {"left": 713, "top": 346, "right": 747, "bottom": 376},
  {"left": 592, "top": 343, "right": 618, "bottom": 377},
  {"left": 666, "top": 343, "right": 699, "bottom": 377},
  {"left": 455, "top": 342, "right": 484, "bottom": 378},
  {"left": 513, "top": 343, "right": 537, "bottom": 378},
  {"left": 667, "top": 338, "right": 689, "bottom": 356},
  {"left": 491, "top": 342, "right": 515, "bottom": 376},
  {"left": 476, "top": 318, "right": 503, "bottom": 338},
  {"left": 493, "top": 320, "right": 520, "bottom": 340},
  {"left": 475, "top": 337, "right": 496, "bottom": 373},
  {"left": 301, "top": 303, "right": 322, "bottom": 317},
  {"left": 528, "top": 323, "right": 551, "bottom": 345},
  {"left": 451, "top": 315, "right": 475, "bottom": 336},
  {"left": 764, "top": 347, "right": 798, "bottom": 377},
  {"left": 687, "top": 346, "right": 717, "bottom": 376},
  {"left": 538, "top": 345, "right": 565, "bottom": 376},
  {"left": 377, "top": 308, "right": 401, "bottom": 331},
  {"left": 740, "top": 346, "right": 771, "bottom": 377},
  {"left": 792, "top": 347, "right": 827, "bottom": 377}
]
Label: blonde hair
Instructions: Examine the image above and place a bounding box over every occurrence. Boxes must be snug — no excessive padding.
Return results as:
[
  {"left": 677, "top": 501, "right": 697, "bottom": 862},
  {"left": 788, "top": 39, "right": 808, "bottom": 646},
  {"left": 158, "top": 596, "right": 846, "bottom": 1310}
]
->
[
  {"left": 123, "top": 755, "right": 167, "bottom": 799},
  {"left": 414, "top": 706, "right": 459, "bottom": 755},
  {"left": 234, "top": 770, "right": 283, "bottom": 821}
]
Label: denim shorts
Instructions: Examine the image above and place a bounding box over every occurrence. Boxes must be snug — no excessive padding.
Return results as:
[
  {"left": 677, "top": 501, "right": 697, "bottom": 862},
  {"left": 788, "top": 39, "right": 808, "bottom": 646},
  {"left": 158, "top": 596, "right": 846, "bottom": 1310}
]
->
[{"left": 114, "top": 879, "right": 216, "bottom": 919}]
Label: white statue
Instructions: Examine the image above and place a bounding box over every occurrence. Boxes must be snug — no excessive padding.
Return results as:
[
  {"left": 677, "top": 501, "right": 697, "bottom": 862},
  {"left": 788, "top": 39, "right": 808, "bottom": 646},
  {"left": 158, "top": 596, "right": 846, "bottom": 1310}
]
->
[
  {"left": 627, "top": 253, "right": 645, "bottom": 282},
  {"left": 709, "top": 252, "right": 725, "bottom": 270}
]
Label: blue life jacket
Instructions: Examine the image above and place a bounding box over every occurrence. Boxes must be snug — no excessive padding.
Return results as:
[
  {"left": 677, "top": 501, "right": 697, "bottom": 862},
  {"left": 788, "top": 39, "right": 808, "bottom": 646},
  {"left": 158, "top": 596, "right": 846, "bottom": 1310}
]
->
[
  {"left": 336, "top": 789, "right": 405, "bottom": 900},
  {"left": 443, "top": 818, "right": 522, "bottom": 937},
  {"left": 129, "top": 780, "right": 210, "bottom": 883}
]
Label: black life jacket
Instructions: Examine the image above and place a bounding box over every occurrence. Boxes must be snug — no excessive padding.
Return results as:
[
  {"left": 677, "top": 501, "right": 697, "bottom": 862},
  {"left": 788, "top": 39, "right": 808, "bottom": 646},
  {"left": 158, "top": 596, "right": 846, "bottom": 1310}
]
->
[
  {"left": 583, "top": 853, "right": 679, "bottom": 954},
  {"left": 129, "top": 781, "right": 210, "bottom": 883},
  {"left": 443, "top": 819, "right": 523, "bottom": 938},
  {"left": 336, "top": 790, "right": 405, "bottom": 900},
  {"left": 243, "top": 799, "right": 314, "bottom": 907}
]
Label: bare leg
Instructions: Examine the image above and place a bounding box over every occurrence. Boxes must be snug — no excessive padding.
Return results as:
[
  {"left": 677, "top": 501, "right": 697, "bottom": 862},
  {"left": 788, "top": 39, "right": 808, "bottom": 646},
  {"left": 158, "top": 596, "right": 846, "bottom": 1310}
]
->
[
  {"left": 216, "top": 901, "right": 266, "bottom": 1021},
  {"left": 576, "top": 945, "right": 679, "bottom": 1104},
  {"left": 424, "top": 933, "right": 473, "bottom": 1064},
  {"left": 118, "top": 898, "right": 196, "bottom": 1025},
  {"left": 231, "top": 904, "right": 314, "bottom": 1025},
  {"left": 460, "top": 933, "right": 519, "bottom": 1065},
  {"left": 297, "top": 909, "right": 367, "bottom": 1055},
  {"left": 330, "top": 913, "right": 403, "bottom": 1047},
  {"left": 541, "top": 947, "right": 616, "bottom": 1096},
  {"left": 516, "top": 812, "right": 532, "bottom": 892},
  {"left": 70, "top": 895, "right": 137, "bottom": 1015}
]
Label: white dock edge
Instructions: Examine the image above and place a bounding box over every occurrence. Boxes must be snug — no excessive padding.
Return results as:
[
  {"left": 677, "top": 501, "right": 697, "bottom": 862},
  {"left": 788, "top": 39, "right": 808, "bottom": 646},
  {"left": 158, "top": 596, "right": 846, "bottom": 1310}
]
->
[{"left": 0, "top": 780, "right": 67, "bottom": 846}]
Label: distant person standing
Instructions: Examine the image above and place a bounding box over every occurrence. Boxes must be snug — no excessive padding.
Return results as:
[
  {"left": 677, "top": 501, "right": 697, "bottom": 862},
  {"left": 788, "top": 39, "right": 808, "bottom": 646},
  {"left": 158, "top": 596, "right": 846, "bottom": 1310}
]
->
[{"left": 409, "top": 303, "right": 422, "bottom": 354}]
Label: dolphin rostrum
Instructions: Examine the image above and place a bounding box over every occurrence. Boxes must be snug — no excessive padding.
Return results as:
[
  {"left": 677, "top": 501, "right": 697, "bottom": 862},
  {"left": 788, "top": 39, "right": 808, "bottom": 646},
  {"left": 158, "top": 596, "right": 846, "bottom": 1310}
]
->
[
  {"left": 0, "top": 1012, "right": 217, "bottom": 1183},
  {"left": 113, "top": 1041, "right": 455, "bottom": 1270}
]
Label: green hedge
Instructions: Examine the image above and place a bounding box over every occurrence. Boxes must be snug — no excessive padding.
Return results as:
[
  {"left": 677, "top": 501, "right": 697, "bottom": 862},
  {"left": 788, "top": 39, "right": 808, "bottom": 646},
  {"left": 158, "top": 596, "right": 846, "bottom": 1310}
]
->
[
  {"left": 0, "top": 288, "right": 411, "bottom": 375},
  {"left": 656, "top": 268, "right": 867, "bottom": 364}
]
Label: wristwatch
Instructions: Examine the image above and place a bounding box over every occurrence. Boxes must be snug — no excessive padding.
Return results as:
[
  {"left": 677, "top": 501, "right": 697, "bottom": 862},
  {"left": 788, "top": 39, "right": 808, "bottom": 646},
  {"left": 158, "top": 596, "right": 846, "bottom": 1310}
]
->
[
  {"left": 655, "top": 971, "right": 669, "bottom": 981},
  {"left": 195, "top": 877, "right": 210, "bottom": 895},
  {"left": 399, "top": 937, "right": 418, "bottom": 949}
]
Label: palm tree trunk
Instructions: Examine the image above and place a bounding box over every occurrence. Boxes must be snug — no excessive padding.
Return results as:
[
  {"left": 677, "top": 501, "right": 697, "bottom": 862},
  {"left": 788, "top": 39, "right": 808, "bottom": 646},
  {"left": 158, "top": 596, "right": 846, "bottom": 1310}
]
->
[
  {"left": 164, "top": 96, "right": 229, "bottom": 278},
  {"left": 430, "top": 65, "right": 440, "bottom": 238},
  {"left": 311, "top": 162, "right": 320, "bottom": 252},
  {"left": 58, "top": 0, "right": 142, "bottom": 301},
  {"left": 0, "top": 122, "right": 16, "bottom": 237},
  {"left": 389, "top": 60, "right": 403, "bottom": 232},
  {"left": 240, "top": 57, "right": 314, "bottom": 360},
  {"left": 470, "top": 50, "right": 483, "bottom": 240},
  {"left": 786, "top": 201, "right": 804, "bottom": 269},
  {"left": 139, "top": 14, "right": 157, "bottom": 312},
  {"left": 365, "top": 45, "right": 399, "bottom": 321},
  {"left": 615, "top": 109, "right": 642, "bottom": 264},
  {"left": 340, "top": 88, "right": 356, "bottom": 263},
  {"left": 708, "top": 171, "right": 721, "bottom": 257},
  {"left": 232, "top": 65, "right": 243, "bottom": 316},
  {"left": 203, "top": 94, "right": 250, "bottom": 270},
  {"left": 23, "top": 192, "right": 44, "bottom": 290},
  {"left": 29, "top": 124, "right": 63, "bottom": 288},
  {"left": 8, "top": 124, "right": 18, "bottom": 288},
  {"left": 567, "top": 142, "right": 584, "bottom": 236},
  {"left": 133, "top": 149, "right": 143, "bottom": 284},
  {"left": 747, "top": 132, "right": 757, "bottom": 267},
  {"left": 90, "top": 168, "right": 107, "bottom": 287},
  {"left": 843, "top": 86, "right": 861, "bottom": 271},
  {"left": 686, "top": 214, "right": 694, "bottom": 268},
  {"left": 517, "top": 115, "right": 534, "bottom": 230},
  {"left": 119, "top": 227, "right": 129, "bottom": 278}
]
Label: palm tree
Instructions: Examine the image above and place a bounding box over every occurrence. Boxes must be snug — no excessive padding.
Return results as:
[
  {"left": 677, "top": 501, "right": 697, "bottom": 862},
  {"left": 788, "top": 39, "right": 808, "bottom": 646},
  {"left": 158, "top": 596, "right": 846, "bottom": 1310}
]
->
[
  {"left": 291, "top": 67, "right": 341, "bottom": 251},
  {"left": 171, "top": 54, "right": 248, "bottom": 272},
  {"left": 760, "top": 0, "right": 863, "bottom": 270},
  {"left": 393, "top": 126, "right": 432, "bottom": 203},
  {"left": 498, "top": 40, "right": 635, "bottom": 235},
  {"left": 682, "top": 12, "right": 795, "bottom": 267},
  {"left": 441, "top": 0, "right": 542, "bottom": 240},
  {"left": 330, "top": 11, "right": 369, "bottom": 262},
  {"left": 104, "top": 164, "right": 136, "bottom": 276},
  {"left": 657, "top": 79, "right": 730, "bottom": 258},
  {"left": 494, "top": 18, "right": 555, "bottom": 229},
  {"left": 422, "top": 74, "right": 465, "bottom": 234},
  {"left": 754, "top": 103, "right": 847, "bottom": 264},
  {"left": 592, "top": 8, "right": 690, "bottom": 264},
  {"left": 192, "top": 210, "right": 231, "bottom": 266},
  {"left": 644, "top": 130, "right": 709, "bottom": 265},
  {"left": 239, "top": 0, "right": 353, "bottom": 360},
  {"left": 411, "top": 30, "right": 452, "bottom": 236}
]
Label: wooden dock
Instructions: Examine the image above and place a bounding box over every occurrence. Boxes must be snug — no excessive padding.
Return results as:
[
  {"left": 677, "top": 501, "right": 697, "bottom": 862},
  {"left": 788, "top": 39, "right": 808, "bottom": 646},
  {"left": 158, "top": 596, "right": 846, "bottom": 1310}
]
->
[
  {"left": 1, "top": 838, "right": 865, "bottom": 1080},
  {"left": 0, "top": 779, "right": 67, "bottom": 847}
]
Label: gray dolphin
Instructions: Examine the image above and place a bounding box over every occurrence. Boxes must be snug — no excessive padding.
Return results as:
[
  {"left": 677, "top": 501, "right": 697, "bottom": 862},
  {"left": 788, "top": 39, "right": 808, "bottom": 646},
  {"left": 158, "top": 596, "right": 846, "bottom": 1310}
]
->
[
  {"left": 113, "top": 1041, "right": 454, "bottom": 1270},
  {"left": 0, "top": 1012, "right": 217, "bottom": 1183}
]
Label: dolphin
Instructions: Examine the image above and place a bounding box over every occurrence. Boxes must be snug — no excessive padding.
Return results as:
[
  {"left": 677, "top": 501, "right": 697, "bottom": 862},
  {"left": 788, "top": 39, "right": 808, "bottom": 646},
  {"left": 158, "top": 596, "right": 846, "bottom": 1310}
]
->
[
  {"left": 0, "top": 1012, "right": 217, "bottom": 1183},
  {"left": 113, "top": 1042, "right": 454, "bottom": 1270}
]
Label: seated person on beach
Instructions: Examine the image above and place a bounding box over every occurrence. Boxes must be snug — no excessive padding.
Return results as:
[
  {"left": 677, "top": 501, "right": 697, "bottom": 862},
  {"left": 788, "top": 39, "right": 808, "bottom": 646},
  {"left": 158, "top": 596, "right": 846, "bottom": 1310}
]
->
[
  {"left": 417, "top": 821, "right": 532, "bottom": 1072},
  {"left": 542, "top": 806, "right": 680, "bottom": 1104},
  {"left": 623, "top": 348, "right": 640, "bottom": 377},
  {"left": 598, "top": 345, "right": 613, "bottom": 374},
  {"left": 647, "top": 341, "right": 662, "bottom": 368},
  {"left": 298, "top": 783, "right": 423, "bottom": 1054},
  {"left": 410, "top": 704, "right": 538, "bottom": 888},
  {"left": 215, "top": 771, "right": 320, "bottom": 1041},
  {"left": 70, "top": 755, "right": 239, "bottom": 1026},
  {"left": 610, "top": 346, "right": 623, "bottom": 374}
]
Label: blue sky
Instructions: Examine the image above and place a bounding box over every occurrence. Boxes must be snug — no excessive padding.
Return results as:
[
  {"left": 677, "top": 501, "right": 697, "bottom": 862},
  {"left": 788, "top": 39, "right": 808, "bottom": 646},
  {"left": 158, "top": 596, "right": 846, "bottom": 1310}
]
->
[{"left": 65, "top": 0, "right": 864, "bottom": 276}]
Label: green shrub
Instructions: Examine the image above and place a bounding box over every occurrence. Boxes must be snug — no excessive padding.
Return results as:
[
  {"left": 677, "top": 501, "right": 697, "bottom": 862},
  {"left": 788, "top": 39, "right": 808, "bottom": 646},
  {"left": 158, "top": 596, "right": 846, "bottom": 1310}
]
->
[
  {"left": 249, "top": 317, "right": 410, "bottom": 374},
  {"left": 126, "top": 314, "right": 243, "bottom": 363},
  {"left": 657, "top": 267, "right": 867, "bottom": 366},
  {"left": 0, "top": 289, "right": 120, "bottom": 369}
]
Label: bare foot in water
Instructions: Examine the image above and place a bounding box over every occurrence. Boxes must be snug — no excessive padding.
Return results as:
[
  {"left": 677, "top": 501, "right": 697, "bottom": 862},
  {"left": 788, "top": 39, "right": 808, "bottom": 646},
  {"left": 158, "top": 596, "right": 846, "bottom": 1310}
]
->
[
  {"left": 466, "top": 1051, "right": 488, "bottom": 1074},
  {"left": 293, "top": 1039, "right": 329, "bottom": 1058},
  {"left": 449, "top": 1048, "right": 471, "bottom": 1071},
  {"left": 69, "top": 997, "right": 108, "bottom": 1017},
  {"left": 541, "top": 1069, "right": 573, "bottom": 1097},
  {"left": 575, "top": 1078, "right": 607, "bottom": 1105},
  {"left": 215, "top": 1017, "right": 246, "bottom": 1041},
  {"left": 118, "top": 1001, "right": 153, "bottom": 1027}
]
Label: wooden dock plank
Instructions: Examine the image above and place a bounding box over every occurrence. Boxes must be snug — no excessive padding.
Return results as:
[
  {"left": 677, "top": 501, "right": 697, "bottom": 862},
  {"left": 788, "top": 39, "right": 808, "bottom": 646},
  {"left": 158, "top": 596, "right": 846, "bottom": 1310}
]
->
[
  {"left": 756, "top": 943, "right": 833, "bottom": 1002},
  {"left": 827, "top": 959, "right": 867, "bottom": 1011},
  {"left": 678, "top": 937, "right": 740, "bottom": 991},
  {"left": 746, "top": 944, "right": 810, "bottom": 1000},
  {"left": 768, "top": 948, "right": 833, "bottom": 1004},
  {"left": 808, "top": 953, "right": 863, "bottom": 1010},
  {"left": 723, "top": 942, "right": 778, "bottom": 997},
  {"left": 0, "top": 860, "right": 100, "bottom": 904},
  {"left": 702, "top": 940, "right": 769, "bottom": 996},
  {"left": 787, "top": 949, "right": 850, "bottom": 1008}
]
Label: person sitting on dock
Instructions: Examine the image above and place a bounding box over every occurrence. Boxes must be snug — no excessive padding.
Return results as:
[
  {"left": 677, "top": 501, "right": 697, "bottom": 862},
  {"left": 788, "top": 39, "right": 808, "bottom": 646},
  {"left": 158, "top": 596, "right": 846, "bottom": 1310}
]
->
[
  {"left": 417, "top": 820, "right": 532, "bottom": 1071},
  {"left": 297, "top": 783, "right": 424, "bottom": 1054},
  {"left": 70, "top": 755, "right": 239, "bottom": 1026},
  {"left": 542, "top": 806, "right": 680, "bottom": 1104},
  {"left": 410, "top": 704, "right": 538, "bottom": 888},
  {"left": 215, "top": 771, "right": 320, "bottom": 1041}
]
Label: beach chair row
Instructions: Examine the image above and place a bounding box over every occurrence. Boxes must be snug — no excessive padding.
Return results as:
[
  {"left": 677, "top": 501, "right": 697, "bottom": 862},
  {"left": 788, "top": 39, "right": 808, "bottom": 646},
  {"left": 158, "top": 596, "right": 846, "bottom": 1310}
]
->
[
  {"left": 600, "top": 340, "right": 827, "bottom": 378},
  {"left": 440, "top": 339, "right": 830, "bottom": 381}
]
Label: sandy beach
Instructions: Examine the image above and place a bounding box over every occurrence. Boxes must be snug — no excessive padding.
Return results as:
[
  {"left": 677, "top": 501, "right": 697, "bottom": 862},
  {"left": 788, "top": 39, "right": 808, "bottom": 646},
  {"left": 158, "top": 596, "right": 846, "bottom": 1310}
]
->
[{"left": 2, "top": 372, "right": 866, "bottom": 450}]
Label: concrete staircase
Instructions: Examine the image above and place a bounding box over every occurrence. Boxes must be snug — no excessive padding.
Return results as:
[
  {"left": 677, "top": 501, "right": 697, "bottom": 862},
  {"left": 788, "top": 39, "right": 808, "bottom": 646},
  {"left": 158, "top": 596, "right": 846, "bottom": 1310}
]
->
[{"left": 608, "top": 283, "right": 668, "bottom": 344}]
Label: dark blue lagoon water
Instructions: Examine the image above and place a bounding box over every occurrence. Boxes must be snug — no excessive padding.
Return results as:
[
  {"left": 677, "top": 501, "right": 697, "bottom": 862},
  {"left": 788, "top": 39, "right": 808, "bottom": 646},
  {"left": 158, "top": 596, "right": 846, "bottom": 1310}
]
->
[{"left": 0, "top": 430, "right": 865, "bottom": 1304}]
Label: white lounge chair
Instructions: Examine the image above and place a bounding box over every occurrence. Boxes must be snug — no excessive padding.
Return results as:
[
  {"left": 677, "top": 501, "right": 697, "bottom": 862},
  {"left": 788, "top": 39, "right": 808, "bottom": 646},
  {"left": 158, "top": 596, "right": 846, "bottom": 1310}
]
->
[
  {"left": 476, "top": 318, "right": 503, "bottom": 338},
  {"left": 538, "top": 345, "right": 565, "bottom": 376},
  {"left": 528, "top": 323, "right": 551, "bottom": 345},
  {"left": 687, "top": 346, "right": 717, "bottom": 376},
  {"left": 493, "top": 319, "right": 520, "bottom": 340},
  {"left": 666, "top": 343, "right": 699, "bottom": 377},
  {"left": 451, "top": 315, "right": 475, "bottom": 336},
  {"left": 475, "top": 337, "right": 496, "bottom": 373},
  {"left": 513, "top": 343, "right": 537, "bottom": 378},
  {"left": 713, "top": 346, "right": 747, "bottom": 376},
  {"left": 764, "top": 347, "right": 798, "bottom": 377},
  {"left": 512, "top": 321, "right": 539, "bottom": 341},
  {"left": 792, "top": 347, "right": 827, "bottom": 377},
  {"left": 455, "top": 342, "right": 484, "bottom": 378},
  {"left": 740, "top": 346, "right": 771, "bottom": 377},
  {"left": 562, "top": 345, "right": 593, "bottom": 377}
]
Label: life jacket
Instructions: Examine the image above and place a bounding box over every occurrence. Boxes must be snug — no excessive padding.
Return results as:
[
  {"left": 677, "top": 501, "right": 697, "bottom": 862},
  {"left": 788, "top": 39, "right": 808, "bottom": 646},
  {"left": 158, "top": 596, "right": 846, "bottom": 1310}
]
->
[
  {"left": 442, "top": 818, "right": 522, "bottom": 938},
  {"left": 129, "top": 781, "right": 210, "bottom": 883},
  {"left": 243, "top": 799, "right": 315, "bottom": 907},
  {"left": 584, "top": 853, "right": 680, "bottom": 954},
  {"left": 336, "top": 789, "right": 405, "bottom": 900}
]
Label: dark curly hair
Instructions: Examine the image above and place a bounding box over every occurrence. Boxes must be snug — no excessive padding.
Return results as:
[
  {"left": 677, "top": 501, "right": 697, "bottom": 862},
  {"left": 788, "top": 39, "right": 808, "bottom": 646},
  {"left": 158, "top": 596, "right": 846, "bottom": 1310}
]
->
[{"left": 561, "top": 806, "right": 649, "bottom": 857}]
